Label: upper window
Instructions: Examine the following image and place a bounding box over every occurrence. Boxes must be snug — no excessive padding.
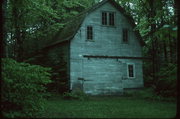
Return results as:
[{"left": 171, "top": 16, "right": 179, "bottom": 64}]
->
[
  {"left": 102, "top": 12, "right": 115, "bottom": 26},
  {"left": 87, "top": 26, "right": 93, "bottom": 40},
  {"left": 123, "top": 28, "right": 128, "bottom": 43},
  {"left": 127, "top": 64, "right": 135, "bottom": 78},
  {"left": 109, "top": 12, "right": 114, "bottom": 26},
  {"left": 102, "top": 12, "right": 107, "bottom": 25}
]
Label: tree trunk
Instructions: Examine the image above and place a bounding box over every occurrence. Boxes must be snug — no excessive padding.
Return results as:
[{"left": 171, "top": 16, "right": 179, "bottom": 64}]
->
[
  {"left": 163, "top": 40, "right": 167, "bottom": 62},
  {"left": 2, "top": 0, "right": 8, "bottom": 58},
  {"left": 168, "top": 30, "right": 173, "bottom": 63},
  {"left": 149, "top": 0, "right": 157, "bottom": 81},
  {"left": 173, "top": 37, "right": 177, "bottom": 63},
  {"left": 12, "top": 1, "right": 23, "bottom": 61}
]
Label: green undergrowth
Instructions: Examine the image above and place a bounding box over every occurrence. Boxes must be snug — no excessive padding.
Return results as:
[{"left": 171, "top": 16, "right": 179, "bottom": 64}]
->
[
  {"left": 2, "top": 58, "right": 52, "bottom": 118},
  {"left": 38, "top": 93, "right": 177, "bottom": 118},
  {"left": 123, "top": 88, "right": 177, "bottom": 102},
  {"left": 62, "top": 88, "right": 89, "bottom": 100}
]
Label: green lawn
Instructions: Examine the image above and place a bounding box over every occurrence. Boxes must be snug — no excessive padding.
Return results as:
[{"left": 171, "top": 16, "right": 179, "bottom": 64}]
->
[{"left": 38, "top": 96, "right": 177, "bottom": 118}]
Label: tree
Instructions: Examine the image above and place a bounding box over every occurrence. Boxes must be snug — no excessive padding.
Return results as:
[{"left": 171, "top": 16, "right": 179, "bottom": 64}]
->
[
  {"left": 115, "top": 0, "right": 177, "bottom": 96},
  {"left": 3, "top": 0, "right": 96, "bottom": 61}
]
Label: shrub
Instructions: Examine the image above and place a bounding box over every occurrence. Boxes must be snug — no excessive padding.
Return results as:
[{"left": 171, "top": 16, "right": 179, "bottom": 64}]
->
[
  {"left": 124, "top": 88, "right": 156, "bottom": 99},
  {"left": 134, "top": 88, "right": 158, "bottom": 100},
  {"left": 1, "top": 58, "right": 52, "bottom": 118},
  {"left": 124, "top": 88, "right": 176, "bottom": 102},
  {"left": 156, "top": 63, "right": 177, "bottom": 97},
  {"left": 143, "top": 62, "right": 177, "bottom": 98},
  {"left": 143, "top": 62, "right": 154, "bottom": 87},
  {"left": 62, "top": 89, "right": 88, "bottom": 101}
]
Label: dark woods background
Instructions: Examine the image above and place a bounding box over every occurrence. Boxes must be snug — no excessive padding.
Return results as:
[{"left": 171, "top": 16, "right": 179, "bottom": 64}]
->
[{"left": 1, "top": 0, "right": 178, "bottom": 117}]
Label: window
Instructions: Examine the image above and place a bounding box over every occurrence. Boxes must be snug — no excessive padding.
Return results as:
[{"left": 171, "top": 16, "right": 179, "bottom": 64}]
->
[
  {"left": 123, "top": 28, "right": 128, "bottom": 43},
  {"left": 102, "top": 12, "right": 107, "bottom": 25},
  {"left": 102, "top": 12, "right": 115, "bottom": 26},
  {"left": 87, "top": 26, "right": 93, "bottom": 40},
  {"left": 127, "top": 64, "right": 135, "bottom": 78},
  {"left": 109, "top": 12, "right": 114, "bottom": 26}
]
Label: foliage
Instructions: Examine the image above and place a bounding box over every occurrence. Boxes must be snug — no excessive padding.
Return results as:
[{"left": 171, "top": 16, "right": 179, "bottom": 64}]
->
[
  {"left": 143, "top": 62, "right": 154, "bottom": 87},
  {"left": 29, "top": 47, "right": 69, "bottom": 93},
  {"left": 143, "top": 64, "right": 177, "bottom": 98},
  {"left": 124, "top": 88, "right": 176, "bottom": 102},
  {"left": 1, "top": 58, "right": 52, "bottom": 118},
  {"left": 62, "top": 89, "right": 89, "bottom": 101},
  {"left": 155, "top": 63, "right": 177, "bottom": 97},
  {"left": 143, "top": 63, "right": 177, "bottom": 98},
  {"left": 123, "top": 88, "right": 155, "bottom": 99},
  {"left": 3, "top": 0, "right": 95, "bottom": 60}
]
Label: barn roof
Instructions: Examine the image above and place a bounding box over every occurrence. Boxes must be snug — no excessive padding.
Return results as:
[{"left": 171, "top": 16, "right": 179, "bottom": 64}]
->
[{"left": 45, "top": 0, "right": 145, "bottom": 48}]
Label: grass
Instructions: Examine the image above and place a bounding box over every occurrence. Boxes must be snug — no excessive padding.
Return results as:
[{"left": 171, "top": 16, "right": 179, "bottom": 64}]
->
[{"left": 38, "top": 95, "right": 177, "bottom": 118}]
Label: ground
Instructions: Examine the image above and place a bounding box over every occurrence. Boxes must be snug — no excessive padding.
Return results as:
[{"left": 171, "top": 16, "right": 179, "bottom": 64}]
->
[{"left": 38, "top": 95, "right": 177, "bottom": 118}]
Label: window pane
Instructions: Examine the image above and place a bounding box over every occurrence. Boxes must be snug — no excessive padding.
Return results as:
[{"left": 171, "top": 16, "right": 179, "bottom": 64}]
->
[
  {"left": 109, "top": 13, "right": 114, "bottom": 26},
  {"left": 102, "top": 12, "right": 107, "bottom": 25},
  {"left": 87, "top": 26, "right": 93, "bottom": 40},
  {"left": 128, "top": 65, "right": 134, "bottom": 77},
  {"left": 123, "top": 29, "right": 128, "bottom": 42}
]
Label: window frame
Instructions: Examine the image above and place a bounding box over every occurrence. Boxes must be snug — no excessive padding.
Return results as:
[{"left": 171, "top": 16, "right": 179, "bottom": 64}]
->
[
  {"left": 86, "top": 26, "right": 93, "bottom": 40},
  {"left": 102, "top": 12, "right": 107, "bottom": 25},
  {"left": 101, "top": 11, "right": 115, "bottom": 26},
  {"left": 127, "top": 63, "right": 135, "bottom": 78},
  {"left": 109, "top": 12, "right": 115, "bottom": 26},
  {"left": 122, "top": 28, "right": 128, "bottom": 43}
]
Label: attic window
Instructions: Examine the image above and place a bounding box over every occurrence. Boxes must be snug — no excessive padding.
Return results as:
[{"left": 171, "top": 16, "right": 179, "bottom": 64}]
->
[
  {"left": 87, "top": 26, "right": 93, "bottom": 40},
  {"left": 102, "top": 12, "right": 107, "bottom": 25},
  {"left": 102, "top": 12, "right": 115, "bottom": 26},
  {"left": 123, "top": 28, "right": 128, "bottom": 43},
  {"left": 109, "top": 13, "right": 114, "bottom": 26}
]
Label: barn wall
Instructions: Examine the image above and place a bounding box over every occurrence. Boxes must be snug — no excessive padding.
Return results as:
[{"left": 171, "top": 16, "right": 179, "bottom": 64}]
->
[{"left": 70, "top": 2, "right": 143, "bottom": 95}]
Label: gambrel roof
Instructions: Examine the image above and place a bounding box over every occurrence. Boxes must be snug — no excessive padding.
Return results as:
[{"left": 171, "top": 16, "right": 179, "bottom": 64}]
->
[{"left": 45, "top": 0, "right": 145, "bottom": 48}]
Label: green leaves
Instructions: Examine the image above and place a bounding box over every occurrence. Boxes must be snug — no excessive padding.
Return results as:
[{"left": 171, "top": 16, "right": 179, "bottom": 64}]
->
[
  {"left": 2, "top": 58, "right": 52, "bottom": 118},
  {"left": 4, "top": 0, "right": 96, "bottom": 59},
  {"left": 155, "top": 63, "right": 177, "bottom": 97}
]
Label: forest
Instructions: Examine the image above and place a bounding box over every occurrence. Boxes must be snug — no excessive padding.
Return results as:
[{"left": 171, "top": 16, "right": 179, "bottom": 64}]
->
[{"left": 2, "top": 0, "right": 178, "bottom": 118}]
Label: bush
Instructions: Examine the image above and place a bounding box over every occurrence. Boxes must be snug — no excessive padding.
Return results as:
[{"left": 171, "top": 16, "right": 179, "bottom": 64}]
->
[
  {"left": 62, "top": 89, "right": 88, "bottom": 101},
  {"left": 134, "top": 88, "right": 159, "bottom": 100},
  {"left": 143, "top": 62, "right": 154, "bottom": 87},
  {"left": 156, "top": 63, "right": 177, "bottom": 97},
  {"left": 124, "top": 88, "right": 156, "bottom": 99},
  {"left": 124, "top": 88, "right": 176, "bottom": 102},
  {"left": 143, "top": 62, "right": 177, "bottom": 98},
  {"left": 1, "top": 58, "right": 52, "bottom": 118}
]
